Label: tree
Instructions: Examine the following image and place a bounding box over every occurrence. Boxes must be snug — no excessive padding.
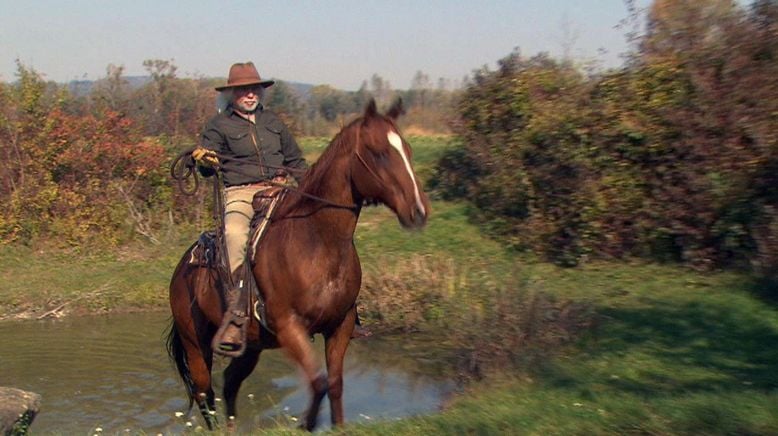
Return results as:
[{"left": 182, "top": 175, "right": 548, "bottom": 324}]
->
[
  {"left": 642, "top": 0, "right": 740, "bottom": 61},
  {"left": 369, "top": 73, "right": 393, "bottom": 107},
  {"left": 90, "top": 64, "right": 130, "bottom": 114},
  {"left": 308, "top": 85, "right": 351, "bottom": 122},
  {"left": 264, "top": 80, "right": 303, "bottom": 134},
  {"left": 133, "top": 59, "right": 180, "bottom": 135},
  {"left": 409, "top": 70, "right": 431, "bottom": 108},
  {"left": 433, "top": 0, "right": 778, "bottom": 271}
]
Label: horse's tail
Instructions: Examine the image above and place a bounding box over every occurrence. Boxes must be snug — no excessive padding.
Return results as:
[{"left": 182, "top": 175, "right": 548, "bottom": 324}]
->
[{"left": 166, "top": 320, "right": 195, "bottom": 412}]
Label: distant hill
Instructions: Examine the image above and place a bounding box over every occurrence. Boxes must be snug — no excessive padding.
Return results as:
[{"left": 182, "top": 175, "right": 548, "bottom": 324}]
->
[
  {"left": 66, "top": 76, "right": 315, "bottom": 100},
  {"left": 67, "top": 76, "right": 150, "bottom": 97}
]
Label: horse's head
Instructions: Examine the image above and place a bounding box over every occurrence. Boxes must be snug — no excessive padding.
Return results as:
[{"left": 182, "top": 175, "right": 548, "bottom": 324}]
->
[{"left": 352, "top": 99, "right": 430, "bottom": 229}]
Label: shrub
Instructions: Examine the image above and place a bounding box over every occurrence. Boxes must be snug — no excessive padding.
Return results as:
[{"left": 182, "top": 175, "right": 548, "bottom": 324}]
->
[
  {"left": 435, "top": 2, "right": 778, "bottom": 270},
  {"left": 358, "top": 255, "right": 595, "bottom": 379}
]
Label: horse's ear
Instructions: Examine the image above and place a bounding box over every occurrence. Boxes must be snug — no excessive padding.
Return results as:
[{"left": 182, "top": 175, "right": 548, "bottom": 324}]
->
[
  {"left": 386, "top": 98, "right": 405, "bottom": 120},
  {"left": 364, "top": 98, "right": 378, "bottom": 119}
]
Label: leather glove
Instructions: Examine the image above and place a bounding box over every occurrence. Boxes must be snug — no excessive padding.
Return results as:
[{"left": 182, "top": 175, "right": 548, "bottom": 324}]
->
[{"left": 192, "top": 147, "right": 219, "bottom": 167}]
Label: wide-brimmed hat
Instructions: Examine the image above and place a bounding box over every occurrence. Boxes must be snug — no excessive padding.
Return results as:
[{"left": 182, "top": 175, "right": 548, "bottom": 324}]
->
[{"left": 215, "top": 62, "right": 275, "bottom": 91}]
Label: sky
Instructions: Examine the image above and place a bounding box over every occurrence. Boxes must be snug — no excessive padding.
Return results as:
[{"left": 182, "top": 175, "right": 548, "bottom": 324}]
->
[{"left": 0, "top": 0, "right": 647, "bottom": 90}]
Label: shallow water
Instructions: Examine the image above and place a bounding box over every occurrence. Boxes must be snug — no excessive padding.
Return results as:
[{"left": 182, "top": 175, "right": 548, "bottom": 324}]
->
[{"left": 0, "top": 312, "right": 454, "bottom": 433}]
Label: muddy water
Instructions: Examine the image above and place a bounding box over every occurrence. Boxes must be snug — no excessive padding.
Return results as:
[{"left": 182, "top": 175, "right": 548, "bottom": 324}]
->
[{"left": 0, "top": 312, "right": 455, "bottom": 434}]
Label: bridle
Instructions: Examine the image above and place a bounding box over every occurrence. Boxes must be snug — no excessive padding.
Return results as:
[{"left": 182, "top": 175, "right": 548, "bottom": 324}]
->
[{"left": 352, "top": 124, "right": 388, "bottom": 194}]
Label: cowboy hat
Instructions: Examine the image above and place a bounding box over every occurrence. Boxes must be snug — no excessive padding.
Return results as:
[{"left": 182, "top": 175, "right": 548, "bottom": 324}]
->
[{"left": 215, "top": 62, "right": 275, "bottom": 91}]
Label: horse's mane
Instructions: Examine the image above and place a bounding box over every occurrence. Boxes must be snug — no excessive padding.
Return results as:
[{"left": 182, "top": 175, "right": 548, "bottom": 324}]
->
[{"left": 276, "top": 116, "right": 364, "bottom": 216}]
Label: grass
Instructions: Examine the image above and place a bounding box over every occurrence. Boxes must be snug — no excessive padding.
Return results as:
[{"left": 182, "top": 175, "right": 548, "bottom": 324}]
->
[
  {"left": 299, "top": 134, "right": 459, "bottom": 184},
  {"left": 2, "top": 135, "right": 777, "bottom": 434},
  {"left": 333, "top": 262, "right": 778, "bottom": 435},
  {"left": 0, "top": 237, "right": 192, "bottom": 319}
]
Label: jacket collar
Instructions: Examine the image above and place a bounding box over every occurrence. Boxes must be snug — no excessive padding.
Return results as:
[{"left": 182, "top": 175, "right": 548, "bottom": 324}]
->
[{"left": 226, "top": 104, "right": 264, "bottom": 119}]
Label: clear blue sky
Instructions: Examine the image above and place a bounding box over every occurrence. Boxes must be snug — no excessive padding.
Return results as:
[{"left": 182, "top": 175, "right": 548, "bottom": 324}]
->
[{"left": 0, "top": 0, "right": 648, "bottom": 90}]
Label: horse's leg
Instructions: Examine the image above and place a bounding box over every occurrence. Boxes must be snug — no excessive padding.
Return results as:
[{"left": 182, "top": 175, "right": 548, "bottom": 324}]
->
[
  {"left": 276, "top": 321, "right": 328, "bottom": 431},
  {"left": 324, "top": 307, "right": 356, "bottom": 426},
  {"left": 222, "top": 347, "right": 262, "bottom": 430},
  {"left": 197, "top": 324, "right": 218, "bottom": 426},
  {"left": 177, "top": 318, "right": 219, "bottom": 430},
  {"left": 170, "top": 263, "right": 219, "bottom": 430}
]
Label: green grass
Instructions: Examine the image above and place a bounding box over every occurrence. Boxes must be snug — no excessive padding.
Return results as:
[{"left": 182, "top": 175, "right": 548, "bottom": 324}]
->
[
  {"left": 356, "top": 201, "right": 510, "bottom": 263},
  {"left": 2, "top": 135, "right": 777, "bottom": 434},
  {"left": 332, "top": 262, "right": 778, "bottom": 435},
  {"left": 299, "top": 134, "right": 458, "bottom": 183},
  {"left": 0, "top": 237, "right": 193, "bottom": 318}
]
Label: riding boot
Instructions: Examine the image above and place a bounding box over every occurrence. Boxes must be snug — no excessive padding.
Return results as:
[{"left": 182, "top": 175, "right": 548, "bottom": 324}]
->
[{"left": 212, "top": 265, "right": 249, "bottom": 357}]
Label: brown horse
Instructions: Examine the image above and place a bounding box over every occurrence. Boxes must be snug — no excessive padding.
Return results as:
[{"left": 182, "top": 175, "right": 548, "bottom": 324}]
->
[{"left": 167, "top": 99, "right": 430, "bottom": 431}]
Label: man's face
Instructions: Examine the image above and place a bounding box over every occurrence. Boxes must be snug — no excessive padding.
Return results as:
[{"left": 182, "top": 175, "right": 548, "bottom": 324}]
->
[{"left": 232, "top": 85, "right": 263, "bottom": 113}]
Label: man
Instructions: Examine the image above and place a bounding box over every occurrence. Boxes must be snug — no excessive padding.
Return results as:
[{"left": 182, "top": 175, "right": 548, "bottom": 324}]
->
[{"left": 192, "top": 62, "right": 307, "bottom": 356}]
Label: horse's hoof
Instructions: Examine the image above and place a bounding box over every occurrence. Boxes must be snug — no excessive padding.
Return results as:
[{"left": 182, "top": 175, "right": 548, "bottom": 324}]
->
[
  {"left": 298, "top": 422, "right": 316, "bottom": 432},
  {"left": 226, "top": 416, "right": 237, "bottom": 432}
]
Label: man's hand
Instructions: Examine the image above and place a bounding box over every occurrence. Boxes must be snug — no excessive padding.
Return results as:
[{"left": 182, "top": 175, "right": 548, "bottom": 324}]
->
[{"left": 192, "top": 147, "right": 219, "bottom": 167}]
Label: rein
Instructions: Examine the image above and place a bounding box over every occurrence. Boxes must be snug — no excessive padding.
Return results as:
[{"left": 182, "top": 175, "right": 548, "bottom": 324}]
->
[
  {"left": 353, "top": 125, "right": 387, "bottom": 198},
  {"left": 169, "top": 148, "right": 359, "bottom": 211}
]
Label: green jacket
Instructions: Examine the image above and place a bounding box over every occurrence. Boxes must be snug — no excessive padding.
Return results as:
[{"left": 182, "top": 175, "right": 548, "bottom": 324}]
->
[{"left": 200, "top": 105, "right": 307, "bottom": 187}]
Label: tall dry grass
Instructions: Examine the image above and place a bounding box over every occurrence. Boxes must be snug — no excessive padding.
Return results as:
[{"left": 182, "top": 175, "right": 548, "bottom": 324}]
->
[{"left": 358, "top": 255, "right": 595, "bottom": 379}]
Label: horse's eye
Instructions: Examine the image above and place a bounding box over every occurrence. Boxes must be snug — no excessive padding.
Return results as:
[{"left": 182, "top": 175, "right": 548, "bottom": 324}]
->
[{"left": 375, "top": 151, "right": 389, "bottom": 165}]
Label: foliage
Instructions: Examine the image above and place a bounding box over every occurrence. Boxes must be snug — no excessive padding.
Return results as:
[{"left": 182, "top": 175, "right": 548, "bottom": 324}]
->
[
  {"left": 0, "top": 63, "right": 170, "bottom": 246},
  {"left": 0, "top": 54, "right": 461, "bottom": 247},
  {"left": 2, "top": 0, "right": 775, "bottom": 278},
  {"left": 434, "top": 1, "right": 778, "bottom": 274},
  {"left": 437, "top": 52, "right": 601, "bottom": 265}
]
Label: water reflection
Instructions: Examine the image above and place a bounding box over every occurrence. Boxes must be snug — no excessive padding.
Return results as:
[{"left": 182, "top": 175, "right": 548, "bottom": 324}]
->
[{"left": 0, "top": 312, "right": 453, "bottom": 433}]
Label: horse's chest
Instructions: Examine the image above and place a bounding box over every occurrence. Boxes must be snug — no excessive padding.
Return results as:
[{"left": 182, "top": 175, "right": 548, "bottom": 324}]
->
[
  {"left": 295, "top": 274, "right": 358, "bottom": 318},
  {"left": 313, "top": 276, "right": 358, "bottom": 303}
]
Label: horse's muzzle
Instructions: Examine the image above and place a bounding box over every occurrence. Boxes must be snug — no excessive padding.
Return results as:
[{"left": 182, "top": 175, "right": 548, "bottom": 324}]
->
[{"left": 409, "top": 203, "right": 428, "bottom": 228}]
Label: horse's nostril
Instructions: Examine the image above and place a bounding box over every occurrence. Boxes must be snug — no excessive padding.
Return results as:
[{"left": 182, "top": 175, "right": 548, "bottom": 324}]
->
[{"left": 412, "top": 205, "right": 427, "bottom": 225}]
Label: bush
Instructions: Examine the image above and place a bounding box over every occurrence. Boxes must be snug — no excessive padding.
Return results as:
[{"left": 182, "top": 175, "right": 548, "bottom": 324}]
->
[
  {"left": 358, "top": 255, "right": 595, "bottom": 379},
  {"left": 436, "top": 2, "right": 778, "bottom": 270},
  {"left": 0, "top": 66, "right": 173, "bottom": 246}
]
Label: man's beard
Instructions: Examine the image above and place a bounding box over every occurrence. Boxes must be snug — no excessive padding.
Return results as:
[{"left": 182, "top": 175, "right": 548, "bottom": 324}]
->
[{"left": 235, "top": 100, "right": 259, "bottom": 113}]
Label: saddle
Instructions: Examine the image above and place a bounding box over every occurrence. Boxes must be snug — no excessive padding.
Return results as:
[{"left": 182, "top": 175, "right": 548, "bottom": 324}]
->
[
  {"left": 247, "top": 186, "right": 285, "bottom": 265},
  {"left": 187, "top": 186, "right": 286, "bottom": 332}
]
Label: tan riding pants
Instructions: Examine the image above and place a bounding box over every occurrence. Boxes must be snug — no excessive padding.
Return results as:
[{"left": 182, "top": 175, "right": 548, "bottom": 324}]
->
[{"left": 224, "top": 184, "right": 272, "bottom": 274}]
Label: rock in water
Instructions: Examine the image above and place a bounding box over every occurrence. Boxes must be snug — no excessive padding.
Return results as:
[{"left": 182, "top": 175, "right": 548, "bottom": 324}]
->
[{"left": 0, "top": 387, "right": 41, "bottom": 435}]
